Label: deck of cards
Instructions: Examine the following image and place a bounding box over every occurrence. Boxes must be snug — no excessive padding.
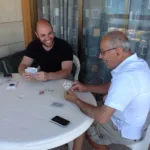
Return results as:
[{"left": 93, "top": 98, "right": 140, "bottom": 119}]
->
[
  {"left": 63, "top": 80, "right": 72, "bottom": 91},
  {"left": 25, "top": 67, "right": 37, "bottom": 74},
  {"left": 7, "top": 81, "right": 18, "bottom": 90}
]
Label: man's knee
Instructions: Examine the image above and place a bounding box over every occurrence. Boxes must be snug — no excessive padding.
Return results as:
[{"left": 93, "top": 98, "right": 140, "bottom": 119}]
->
[{"left": 86, "top": 131, "right": 109, "bottom": 150}]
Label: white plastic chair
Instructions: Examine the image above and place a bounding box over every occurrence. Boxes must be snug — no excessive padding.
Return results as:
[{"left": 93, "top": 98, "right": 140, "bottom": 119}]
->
[
  {"left": 126, "top": 124, "right": 150, "bottom": 150},
  {"left": 73, "top": 54, "right": 80, "bottom": 81},
  {"left": 67, "top": 55, "right": 80, "bottom": 150}
]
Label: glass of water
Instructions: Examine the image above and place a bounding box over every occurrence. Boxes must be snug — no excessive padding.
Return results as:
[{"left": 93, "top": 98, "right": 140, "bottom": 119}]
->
[{"left": 0, "top": 72, "right": 4, "bottom": 85}]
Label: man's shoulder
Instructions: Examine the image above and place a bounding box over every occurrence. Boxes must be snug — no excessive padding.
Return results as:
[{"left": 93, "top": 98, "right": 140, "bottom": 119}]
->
[
  {"left": 112, "top": 63, "right": 150, "bottom": 90},
  {"left": 28, "top": 39, "right": 41, "bottom": 47},
  {"left": 54, "top": 37, "right": 71, "bottom": 47}
]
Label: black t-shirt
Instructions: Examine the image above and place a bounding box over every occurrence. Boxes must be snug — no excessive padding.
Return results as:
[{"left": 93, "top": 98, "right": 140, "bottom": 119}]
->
[{"left": 25, "top": 37, "right": 73, "bottom": 72}]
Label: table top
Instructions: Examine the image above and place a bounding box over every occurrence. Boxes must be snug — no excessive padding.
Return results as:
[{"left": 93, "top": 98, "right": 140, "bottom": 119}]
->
[{"left": 0, "top": 74, "right": 97, "bottom": 150}]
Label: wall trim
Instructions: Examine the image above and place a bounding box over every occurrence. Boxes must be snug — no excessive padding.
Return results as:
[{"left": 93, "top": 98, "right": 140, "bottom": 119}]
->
[
  {"left": 78, "top": 0, "right": 83, "bottom": 60},
  {"left": 21, "top": 0, "right": 37, "bottom": 47}
]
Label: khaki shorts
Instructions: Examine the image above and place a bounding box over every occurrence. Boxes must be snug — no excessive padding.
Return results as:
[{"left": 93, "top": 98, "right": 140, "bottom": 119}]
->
[{"left": 87, "top": 120, "right": 138, "bottom": 146}]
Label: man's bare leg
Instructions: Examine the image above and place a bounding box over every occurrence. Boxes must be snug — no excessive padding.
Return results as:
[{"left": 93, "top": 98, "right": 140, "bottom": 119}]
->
[
  {"left": 86, "top": 133, "right": 109, "bottom": 150},
  {"left": 73, "top": 133, "right": 85, "bottom": 150},
  {"left": 72, "top": 132, "right": 109, "bottom": 150}
]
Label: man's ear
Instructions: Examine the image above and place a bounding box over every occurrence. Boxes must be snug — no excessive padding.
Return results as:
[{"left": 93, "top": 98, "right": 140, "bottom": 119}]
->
[
  {"left": 35, "top": 32, "right": 39, "bottom": 38},
  {"left": 116, "top": 47, "right": 123, "bottom": 56}
]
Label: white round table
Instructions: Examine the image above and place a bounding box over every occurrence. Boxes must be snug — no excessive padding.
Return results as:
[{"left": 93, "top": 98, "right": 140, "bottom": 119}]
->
[{"left": 0, "top": 74, "right": 97, "bottom": 150}]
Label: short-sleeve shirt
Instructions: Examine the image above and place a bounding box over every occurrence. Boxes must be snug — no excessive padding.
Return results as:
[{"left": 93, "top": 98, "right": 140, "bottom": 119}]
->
[
  {"left": 104, "top": 53, "right": 150, "bottom": 140},
  {"left": 25, "top": 37, "right": 73, "bottom": 72}
]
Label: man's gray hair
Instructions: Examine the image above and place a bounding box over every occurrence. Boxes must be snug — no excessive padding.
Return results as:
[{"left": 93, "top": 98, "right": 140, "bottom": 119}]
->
[{"left": 105, "top": 30, "right": 130, "bottom": 51}]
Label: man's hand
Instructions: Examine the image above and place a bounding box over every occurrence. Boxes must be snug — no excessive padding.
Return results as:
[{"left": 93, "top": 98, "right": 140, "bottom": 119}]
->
[
  {"left": 64, "top": 90, "right": 78, "bottom": 103},
  {"left": 71, "top": 81, "right": 87, "bottom": 92},
  {"left": 22, "top": 72, "right": 33, "bottom": 80},
  {"left": 33, "top": 72, "right": 48, "bottom": 81}
]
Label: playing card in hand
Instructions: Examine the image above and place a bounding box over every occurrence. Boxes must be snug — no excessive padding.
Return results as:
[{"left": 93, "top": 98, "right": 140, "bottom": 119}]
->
[
  {"left": 25, "top": 67, "right": 37, "bottom": 74},
  {"left": 63, "top": 80, "right": 72, "bottom": 91}
]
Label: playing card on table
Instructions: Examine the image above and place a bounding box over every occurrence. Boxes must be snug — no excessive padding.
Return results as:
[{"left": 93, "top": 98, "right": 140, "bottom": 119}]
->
[
  {"left": 39, "top": 90, "right": 45, "bottom": 95},
  {"left": 63, "top": 80, "right": 72, "bottom": 91},
  {"left": 25, "top": 67, "right": 37, "bottom": 74},
  {"left": 51, "top": 102, "right": 64, "bottom": 107}
]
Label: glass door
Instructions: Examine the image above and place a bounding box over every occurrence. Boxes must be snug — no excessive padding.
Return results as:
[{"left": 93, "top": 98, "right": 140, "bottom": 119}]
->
[{"left": 81, "top": 0, "right": 130, "bottom": 84}]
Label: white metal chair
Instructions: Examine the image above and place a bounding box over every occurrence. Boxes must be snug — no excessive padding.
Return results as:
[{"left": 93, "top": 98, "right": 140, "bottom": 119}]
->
[
  {"left": 73, "top": 54, "right": 80, "bottom": 80},
  {"left": 126, "top": 124, "right": 150, "bottom": 150}
]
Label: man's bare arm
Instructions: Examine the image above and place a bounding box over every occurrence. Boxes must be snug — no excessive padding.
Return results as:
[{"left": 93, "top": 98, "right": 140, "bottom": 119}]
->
[
  {"left": 47, "top": 61, "right": 72, "bottom": 80},
  {"left": 84, "top": 83, "right": 111, "bottom": 94},
  {"left": 75, "top": 98, "right": 115, "bottom": 124},
  {"left": 18, "top": 56, "right": 33, "bottom": 75}
]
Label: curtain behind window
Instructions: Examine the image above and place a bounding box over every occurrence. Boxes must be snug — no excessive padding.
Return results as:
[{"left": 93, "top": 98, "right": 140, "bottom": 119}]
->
[{"left": 37, "top": 0, "right": 78, "bottom": 54}]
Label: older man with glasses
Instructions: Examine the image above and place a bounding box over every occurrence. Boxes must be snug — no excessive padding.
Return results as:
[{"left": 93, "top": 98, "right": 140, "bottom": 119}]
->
[{"left": 64, "top": 31, "right": 150, "bottom": 150}]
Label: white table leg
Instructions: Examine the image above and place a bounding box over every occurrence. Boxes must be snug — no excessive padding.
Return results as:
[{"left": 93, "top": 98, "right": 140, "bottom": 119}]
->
[{"left": 68, "top": 141, "right": 73, "bottom": 150}]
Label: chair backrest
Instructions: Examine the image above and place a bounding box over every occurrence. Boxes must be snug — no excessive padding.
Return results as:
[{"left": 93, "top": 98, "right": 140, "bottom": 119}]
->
[
  {"left": 127, "top": 124, "right": 150, "bottom": 150},
  {"left": 73, "top": 55, "right": 80, "bottom": 81}
]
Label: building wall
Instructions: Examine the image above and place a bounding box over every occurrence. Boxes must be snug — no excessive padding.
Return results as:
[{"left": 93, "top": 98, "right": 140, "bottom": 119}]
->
[{"left": 0, "top": 0, "right": 25, "bottom": 58}]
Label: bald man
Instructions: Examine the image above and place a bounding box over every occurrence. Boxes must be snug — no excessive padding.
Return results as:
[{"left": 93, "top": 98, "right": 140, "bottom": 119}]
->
[
  {"left": 64, "top": 31, "right": 150, "bottom": 150},
  {"left": 18, "top": 19, "right": 73, "bottom": 81}
]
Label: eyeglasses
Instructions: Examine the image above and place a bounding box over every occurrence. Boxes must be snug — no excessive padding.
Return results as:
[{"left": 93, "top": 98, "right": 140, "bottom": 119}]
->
[{"left": 100, "top": 47, "right": 117, "bottom": 56}]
